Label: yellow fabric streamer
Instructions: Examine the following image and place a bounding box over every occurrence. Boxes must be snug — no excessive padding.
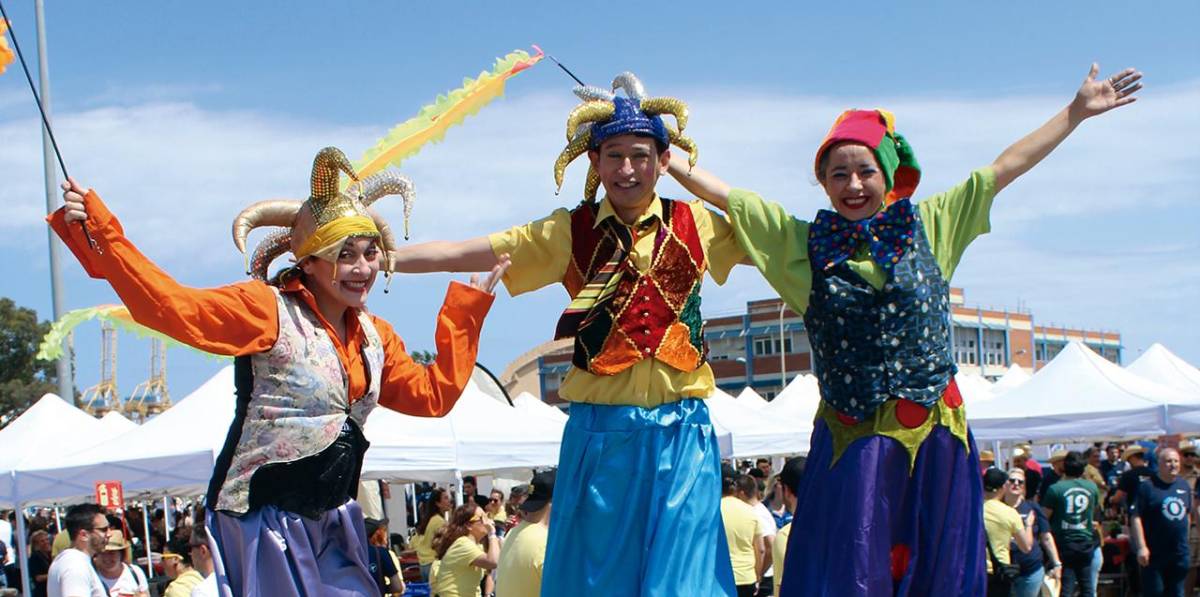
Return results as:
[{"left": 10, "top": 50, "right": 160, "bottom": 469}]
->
[
  {"left": 346, "top": 47, "right": 544, "bottom": 186},
  {"left": 0, "top": 19, "right": 15, "bottom": 74},
  {"left": 294, "top": 215, "right": 379, "bottom": 261}
]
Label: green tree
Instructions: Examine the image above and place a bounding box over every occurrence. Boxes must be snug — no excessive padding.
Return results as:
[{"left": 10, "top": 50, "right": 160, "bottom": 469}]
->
[
  {"left": 0, "top": 298, "right": 58, "bottom": 426},
  {"left": 411, "top": 350, "right": 437, "bottom": 365}
]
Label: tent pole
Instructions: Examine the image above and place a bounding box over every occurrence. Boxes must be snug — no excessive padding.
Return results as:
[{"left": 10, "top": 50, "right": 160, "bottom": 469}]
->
[
  {"left": 54, "top": 506, "right": 62, "bottom": 534},
  {"left": 141, "top": 502, "right": 153, "bottom": 579},
  {"left": 455, "top": 471, "right": 464, "bottom": 506},
  {"left": 163, "top": 496, "right": 171, "bottom": 543},
  {"left": 17, "top": 503, "right": 32, "bottom": 597}
]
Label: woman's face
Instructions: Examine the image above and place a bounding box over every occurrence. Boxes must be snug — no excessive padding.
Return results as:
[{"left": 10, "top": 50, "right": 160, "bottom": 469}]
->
[
  {"left": 437, "top": 491, "right": 452, "bottom": 512},
  {"left": 467, "top": 507, "right": 488, "bottom": 540},
  {"left": 300, "top": 237, "right": 381, "bottom": 313},
  {"left": 819, "top": 142, "right": 887, "bottom": 222},
  {"left": 487, "top": 491, "right": 503, "bottom": 513},
  {"left": 93, "top": 549, "right": 122, "bottom": 574}
]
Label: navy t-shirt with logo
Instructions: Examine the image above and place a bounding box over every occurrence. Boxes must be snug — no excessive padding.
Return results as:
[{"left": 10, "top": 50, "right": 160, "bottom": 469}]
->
[
  {"left": 1012, "top": 500, "right": 1050, "bottom": 575},
  {"left": 1130, "top": 475, "right": 1192, "bottom": 567}
]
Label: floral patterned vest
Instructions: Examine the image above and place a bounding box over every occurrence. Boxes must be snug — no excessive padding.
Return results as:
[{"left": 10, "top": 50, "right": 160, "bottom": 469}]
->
[
  {"left": 557, "top": 197, "right": 708, "bottom": 375},
  {"left": 207, "top": 288, "right": 384, "bottom": 514}
]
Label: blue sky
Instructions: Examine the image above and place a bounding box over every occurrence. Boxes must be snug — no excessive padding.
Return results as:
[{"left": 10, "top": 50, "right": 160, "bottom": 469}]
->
[{"left": 2, "top": 2, "right": 1198, "bottom": 399}]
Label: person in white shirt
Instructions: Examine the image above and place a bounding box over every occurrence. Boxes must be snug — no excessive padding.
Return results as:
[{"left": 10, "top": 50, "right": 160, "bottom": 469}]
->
[
  {"left": 47, "top": 504, "right": 108, "bottom": 597},
  {"left": 92, "top": 530, "right": 149, "bottom": 597},
  {"left": 739, "top": 474, "right": 777, "bottom": 595}
]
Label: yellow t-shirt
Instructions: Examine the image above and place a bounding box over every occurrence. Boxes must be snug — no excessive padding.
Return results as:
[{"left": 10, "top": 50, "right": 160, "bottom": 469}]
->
[
  {"left": 433, "top": 535, "right": 486, "bottom": 597},
  {"left": 495, "top": 520, "right": 548, "bottom": 597},
  {"left": 488, "top": 194, "right": 745, "bottom": 407},
  {"left": 163, "top": 569, "right": 205, "bottom": 597},
  {"left": 983, "top": 499, "right": 1024, "bottom": 574},
  {"left": 416, "top": 513, "right": 447, "bottom": 565},
  {"left": 720, "top": 495, "right": 762, "bottom": 586},
  {"left": 773, "top": 522, "right": 791, "bottom": 595},
  {"left": 51, "top": 529, "right": 70, "bottom": 557}
]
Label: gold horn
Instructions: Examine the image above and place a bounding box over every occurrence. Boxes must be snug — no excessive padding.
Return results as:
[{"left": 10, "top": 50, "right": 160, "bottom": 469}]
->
[
  {"left": 667, "top": 125, "right": 699, "bottom": 169},
  {"left": 554, "top": 130, "right": 592, "bottom": 193},
  {"left": 584, "top": 165, "right": 601, "bottom": 202},
  {"left": 231, "top": 200, "right": 303, "bottom": 254},
  {"left": 249, "top": 230, "right": 293, "bottom": 280},
  {"left": 640, "top": 97, "right": 690, "bottom": 132},
  {"left": 310, "top": 147, "right": 359, "bottom": 205},
  {"left": 564, "top": 102, "right": 615, "bottom": 141}
]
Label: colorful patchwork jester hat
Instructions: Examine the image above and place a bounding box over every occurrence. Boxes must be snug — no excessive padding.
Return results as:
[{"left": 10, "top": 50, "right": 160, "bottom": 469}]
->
[{"left": 814, "top": 109, "right": 921, "bottom": 204}]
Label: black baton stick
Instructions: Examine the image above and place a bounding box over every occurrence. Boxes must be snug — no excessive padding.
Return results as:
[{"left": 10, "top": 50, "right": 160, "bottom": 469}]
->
[
  {"left": 0, "top": 0, "right": 97, "bottom": 249},
  {"left": 545, "top": 54, "right": 587, "bottom": 88}
]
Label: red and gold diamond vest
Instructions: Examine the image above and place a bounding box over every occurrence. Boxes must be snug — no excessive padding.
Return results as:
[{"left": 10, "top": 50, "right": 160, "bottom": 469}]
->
[{"left": 555, "top": 197, "right": 708, "bottom": 375}]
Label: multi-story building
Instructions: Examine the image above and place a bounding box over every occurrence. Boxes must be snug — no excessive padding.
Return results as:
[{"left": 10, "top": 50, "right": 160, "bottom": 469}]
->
[{"left": 502, "top": 287, "right": 1122, "bottom": 403}]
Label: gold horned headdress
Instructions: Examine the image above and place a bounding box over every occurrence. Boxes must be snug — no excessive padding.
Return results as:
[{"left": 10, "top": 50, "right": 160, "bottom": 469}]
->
[
  {"left": 231, "top": 147, "right": 415, "bottom": 281},
  {"left": 553, "top": 72, "right": 698, "bottom": 201}
]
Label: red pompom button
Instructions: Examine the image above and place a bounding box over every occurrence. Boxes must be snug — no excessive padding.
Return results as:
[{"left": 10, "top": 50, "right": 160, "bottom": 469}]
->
[
  {"left": 895, "top": 400, "right": 930, "bottom": 429},
  {"left": 943, "top": 379, "right": 963, "bottom": 409}
]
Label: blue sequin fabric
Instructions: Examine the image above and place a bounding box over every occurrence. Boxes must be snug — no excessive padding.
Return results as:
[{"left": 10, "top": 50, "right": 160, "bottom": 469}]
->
[
  {"left": 804, "top": 209, "right": 956, "bottom": 421},
  {"left": 589, "top": 97, "right": 669, "bottom": 149}
]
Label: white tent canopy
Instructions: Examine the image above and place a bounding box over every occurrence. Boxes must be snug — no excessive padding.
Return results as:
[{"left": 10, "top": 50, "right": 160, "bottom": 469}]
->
[
  {"left": 969, "top": 342, "right": 1200, "bottom": 442},
  {"left": 99, "top": 411, "right": 138, "bottom": 435},
  {"left": 761, "top": 374, "right": 820, "bottom": 437},
  {"left": 707, "top": 389, "right": 808, "bottom": 458},
  {"left": 1127, "top": 343, "right": 1200, "bottom": 394},
  {"left": 361, "top": 381, "right": 565, "bottom": 482},
  {"left": 735, "top": 387, "right": 768, "bottom": 411},
  {"left": 0, "top": 394, "right": 107, "bottom": 508},
  {"left": 511, "top": 392, "right": 568, "bottom": 423},
  {"left": 955, "top": 373, "right": 995, "bottom": 405},
  {"left": 991, "top": 364, "right": 1031, "bottom": 395}
]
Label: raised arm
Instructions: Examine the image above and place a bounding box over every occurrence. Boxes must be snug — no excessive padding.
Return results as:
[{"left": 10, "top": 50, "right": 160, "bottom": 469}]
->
[
  {"left": 667, "top": 151, "right": 733, "bottom": 212},
  {"left": 390, "top": 237, "right": 501, "bottom": 274},
  {"left": 991, "top": 63, "right": 1142, "bottom": 193}
]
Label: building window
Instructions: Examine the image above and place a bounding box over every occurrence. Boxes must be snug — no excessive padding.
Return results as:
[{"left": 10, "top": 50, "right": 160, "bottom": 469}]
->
[
  {"left": 754, "top": 334, "right": 793, "bottom": 356},
  {"left": 953, "top": 326, "right": 977, "bottom": 366},
  {"left": 982, "top": 329, "right": 1007, "bottom": 367}
]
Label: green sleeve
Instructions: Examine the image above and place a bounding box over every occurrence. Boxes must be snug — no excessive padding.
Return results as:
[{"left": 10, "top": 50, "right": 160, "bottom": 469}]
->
[
  {"left": 727, "top": 189, "right": 813, "bottom": 314},
  {"left": 916, "top": 167, "right": 998, "bottom": 281}
]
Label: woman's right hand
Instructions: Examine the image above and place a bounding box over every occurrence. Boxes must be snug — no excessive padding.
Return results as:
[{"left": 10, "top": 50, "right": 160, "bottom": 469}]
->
[{"left": 60, "top": 177, "right": 89, "bottom": 223}]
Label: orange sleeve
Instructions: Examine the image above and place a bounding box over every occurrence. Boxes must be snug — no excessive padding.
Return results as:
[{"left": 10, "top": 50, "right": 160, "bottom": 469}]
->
[
  {"left": 46, "top": 189, "right": 279, "bottom": 356},
  {"left": 375, "top": 280, "right": 495, "bottom": 416}
]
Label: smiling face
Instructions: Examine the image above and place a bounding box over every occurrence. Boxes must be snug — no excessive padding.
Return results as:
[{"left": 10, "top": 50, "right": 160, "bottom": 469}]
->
[
  {"left": 818, "top": 142, "right": 887, "bottom": 221},
  {"left": 300, "top": 236, "right": 381, "bottom": 314},
  {"left": 588, "top": 134, "right": 669, "bottom": 224}
]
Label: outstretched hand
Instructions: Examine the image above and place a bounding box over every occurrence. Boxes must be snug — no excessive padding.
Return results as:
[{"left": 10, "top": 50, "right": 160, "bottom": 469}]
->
[
  {"left": 1071, "top": 63, "right": 1142, "bottom": 121},
  {"left": 60, "top": 177, "right": 90, "bottom": 223},
  {"left": 468, "top": 253, "right": 511, "bottom": 295}
]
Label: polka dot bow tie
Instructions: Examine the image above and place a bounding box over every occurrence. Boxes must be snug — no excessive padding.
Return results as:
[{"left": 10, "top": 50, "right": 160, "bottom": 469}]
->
[{"left": 810, "top": 198, "right": 917, "bottom": 271}]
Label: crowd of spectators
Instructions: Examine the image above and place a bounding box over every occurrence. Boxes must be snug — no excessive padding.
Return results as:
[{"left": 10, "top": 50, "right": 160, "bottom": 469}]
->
[{"left": 983, "top": 441, "right": 1200, "bottom": 597}]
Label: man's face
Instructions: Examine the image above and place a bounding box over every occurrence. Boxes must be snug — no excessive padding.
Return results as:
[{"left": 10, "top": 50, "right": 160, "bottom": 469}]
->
[
  {"left": 1106, "top": 446, "right": 1120, "bottom": 461},
  {"left": 1162, "top": 450, "right": 1182, "bottom": 477},
  {"left": 463, "top": 481, "right": 476, "bottom": 497},
  {"left": 587, "top": 135, "right": 668, "bottom": 222},
  {"left": 86, "top": 514, "right": 110, "bottom": 553},
  {"left": 1052, "top": 460, "right": 1065, "bottom": 475},
  {"left": 757, "top": 461, "right": 771, "bottom": 477}
]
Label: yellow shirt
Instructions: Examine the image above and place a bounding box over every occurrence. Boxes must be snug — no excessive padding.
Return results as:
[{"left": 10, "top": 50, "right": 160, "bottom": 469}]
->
[
  {"left": 51, "top": 529, "right": 70, "bottom": 557},
  {"left": 983, "top": 499, "right": 1024, "bottom": 574},
  {"left": 415, "top": 513, "right": 447, "bottom": 565},
  {"left": 489, "top": 195, "right": 745, "bottom": 407},
  {"left": 773, "top": 522, "right": 791, "bottom": 595},
  {"left": 433, "top": 535, "right": 486, "bottom": 597},
  {"left": 163, "top": 569, "right": 205, "bottom": 597},
  {"left": 495, "top": 521, "right": 548, "bottom": 597},
  {"left": 720, "top": 495, "right": 762, "bottom": 586}
]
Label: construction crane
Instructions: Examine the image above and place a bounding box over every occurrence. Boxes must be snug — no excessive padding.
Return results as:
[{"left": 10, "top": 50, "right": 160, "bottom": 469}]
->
[
  {"left": 126, "top": 338, "right": 171, "bottom": 422},
  {"left": 80, "top": 322, "right": 119, "bottom": 416}
]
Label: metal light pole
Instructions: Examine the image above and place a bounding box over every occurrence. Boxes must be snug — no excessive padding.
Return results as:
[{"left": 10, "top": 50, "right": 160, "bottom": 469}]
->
[
  {"left": 778, "top": 302, "right": 787, "bottom": 396},
  {"left": 34, "top": 0, "right": 74, "bottom": 403}
]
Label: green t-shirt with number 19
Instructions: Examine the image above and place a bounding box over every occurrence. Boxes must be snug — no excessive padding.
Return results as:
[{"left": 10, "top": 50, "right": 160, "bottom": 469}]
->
[{"left": 1044, "top": 478, "right": 1101, "bottom": 544}]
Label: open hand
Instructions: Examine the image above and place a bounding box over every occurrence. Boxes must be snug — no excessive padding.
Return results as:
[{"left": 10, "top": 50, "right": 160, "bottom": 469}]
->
[
  {"left": 1072, "top": 63, "right": 1142, "bottom": 120},
  {"left": 60, "top": 177, "right": 89, "bottom": 223},
  {"left": 468, "top": 253, "right": 511, "bottom": 295}
]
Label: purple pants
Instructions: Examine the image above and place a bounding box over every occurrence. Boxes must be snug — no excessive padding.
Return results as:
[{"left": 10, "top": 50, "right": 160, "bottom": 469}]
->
[
  {"left": 205, "top": 500, "right": 377, "bottom": 597},
  {"left": 779, "top": 421, "right": 987, "bottom": 596}
]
